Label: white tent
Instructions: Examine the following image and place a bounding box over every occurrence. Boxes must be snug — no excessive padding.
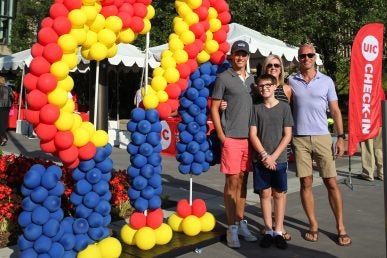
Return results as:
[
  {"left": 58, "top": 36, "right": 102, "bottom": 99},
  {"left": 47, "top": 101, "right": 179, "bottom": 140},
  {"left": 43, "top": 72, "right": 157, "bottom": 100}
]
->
[{"left": 149, "top": 23, "right": 323, "bottom": 66}]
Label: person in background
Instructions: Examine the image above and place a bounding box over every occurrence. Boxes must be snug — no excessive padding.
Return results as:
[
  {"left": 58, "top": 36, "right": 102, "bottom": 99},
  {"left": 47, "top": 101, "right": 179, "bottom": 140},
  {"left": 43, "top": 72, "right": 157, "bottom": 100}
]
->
[
  {"left": 288, "top": 42, "right": 351, "bottom": 246},
  {"left": 211, "top": 40, "right": 257, "bottom": 248},
  {"left": 250, "top": 74, "right": 293, "bottom": 249},
  {"left": 358, "top": 127, "right": 383, "bottom": 181},
  {"left": 0, "top": 76, "right": 14, "bottom": 146}
]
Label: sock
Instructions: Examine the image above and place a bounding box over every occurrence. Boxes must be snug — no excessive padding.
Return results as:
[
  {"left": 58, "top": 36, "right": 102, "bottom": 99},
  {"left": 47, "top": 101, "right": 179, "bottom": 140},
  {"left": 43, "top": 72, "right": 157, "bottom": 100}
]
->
[
  {"left": 265, "top": 229, "right": 274, "bottom": 236},
  {"left": 274, "top": 231, "right": 283, "bottom": 237}
]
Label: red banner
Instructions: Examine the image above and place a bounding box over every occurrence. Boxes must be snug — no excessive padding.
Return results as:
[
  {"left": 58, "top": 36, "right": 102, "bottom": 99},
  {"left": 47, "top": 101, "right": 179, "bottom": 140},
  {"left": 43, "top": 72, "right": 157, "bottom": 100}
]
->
[{"left": 348, "top": 23, "right": 385, "bottom": 156}]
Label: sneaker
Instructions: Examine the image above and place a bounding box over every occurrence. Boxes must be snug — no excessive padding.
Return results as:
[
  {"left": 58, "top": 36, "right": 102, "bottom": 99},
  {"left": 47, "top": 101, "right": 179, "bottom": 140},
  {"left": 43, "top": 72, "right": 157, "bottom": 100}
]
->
[
  {"left": 259, "top": 234, "right": 273, "bottom": 248},
  {"left": 238, "top": 220, "right": 257, "bottom": 242},
  {"left": 227, "top": 225, "right": 240, "bottom": 248},
  {"left": 274, "top": 235, "right": 288, "bottom": 249}
]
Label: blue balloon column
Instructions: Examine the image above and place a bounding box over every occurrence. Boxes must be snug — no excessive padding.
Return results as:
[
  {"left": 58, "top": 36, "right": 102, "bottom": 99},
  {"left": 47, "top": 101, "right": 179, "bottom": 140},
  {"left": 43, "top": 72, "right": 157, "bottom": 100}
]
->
[{"left": 18, "top": 144, "right": 114, "bottom": 258}]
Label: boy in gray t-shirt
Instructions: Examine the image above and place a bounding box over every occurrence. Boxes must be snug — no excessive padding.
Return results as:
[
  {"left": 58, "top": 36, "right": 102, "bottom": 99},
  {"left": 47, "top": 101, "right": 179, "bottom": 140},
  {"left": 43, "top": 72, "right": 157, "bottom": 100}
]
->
[{"left": 249, "top": 74, "right": 293, "bottom": 250}]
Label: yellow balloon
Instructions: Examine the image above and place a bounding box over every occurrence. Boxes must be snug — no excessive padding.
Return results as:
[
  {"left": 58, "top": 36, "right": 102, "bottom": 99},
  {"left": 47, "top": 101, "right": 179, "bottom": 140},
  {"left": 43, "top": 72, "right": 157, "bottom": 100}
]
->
[
  {"left": 167, "top": 213, "right": 183, "bottom": 232},
  {"left": 180, "top": 30, "right": 195, "bottom": 45},
  {"left": 169, "top": 38, "right": 184, "bottom": 51},
  {"left": 152, "top": 67, "right": 165, "bottom": 77},
  {"left": 55, "top": 111, "right": 74, "bottom": 131},
  {"left": 120, "top": 224, "right": 137, "bottom": 245},
  {"left": 61, "top": 98, "right": 75, "bottom": 113},
  {"left": 140, "top": 19, "right": 151, "bottom": 34},
  {"left": 89, "top": 42, "right": 107, "bottom": 61},
  {"left": 48, "top": 87, "right": 68, "bottom": 108},
  {"left": 187, "top": 0, "right": 202, "bottom": 9},
  {"left": 70, "top": 28, "right": 88, "bottom": 45},
  {"left": 160, "top": 55, "right": 176, "bottom": 69},
  {"left": 209, "top": 18, "right": 222, "bottom": 32},
  {"left": 173, "top": 20, "right": 189, "bottom": 35},
  {"left": 82, "top": 0, "right": 96, "bottom": 5},
  {"left": 173, "top": 49, "right": 189, "bottom": 64},
  {"left": 98, "top": 237, "right": 122, "bottom": 258},
  {"left": 105, "top": 16, "right": 123, "bottom": 33},
  {"left": 199, "top": 212, "right": 216, "bottom": 232},
  {"left": 71, "top": 114, "right": 83, "bottom": 132},
  {"left": 88, "top": 13, "right": 105, "bottom": 32},
  {"left": 143, "top": 93, "right": 159, "bottom": 109},
  {"left": 80, "top": 47, "right": 90, "bottom": 59},
  {"left": 163, "top": 67, "right": 180, "bottom": 84},
  {"left": 106, "top": 44, "right": 118, "bottom": 58},
  {"left": 157, "top": 90, "right": 168, "bottom": 103},
  {"left": 77, "top": 244, "right": 101, "bottom": 258},
  {"left": 73, "top": 127, "right": 90, "bottom": 147},
  {"left": 134, "top": 227, "right": 156, "bottom": 251},
  {"left": 118, "top": 28, "right": 136, "bottom": 44},
  {"left": 154, "top": 223, "right": 173, "bottom": 245},
  {"left": 141, "top": 85, "right": 156, "bottom": 96},
  {"left": 94, "top": 1, "right": 102, "bottom": 12},
  {"left": 81, "top": 121, "right": 95, "bottom": 137},
  {"left": 205, "top": 30, "right": 213, "bottom": 41},
  {"left": 68, "top": 9, "right": 87, "bottom": 28},
  {"left": 208, "top": 7, "right": 218, "bottom": 19},
  {"left": 50, "top": 61, "right": 70, "bottom": 80},
  {"left": 168, "top": 33, "right": 179, "bottom": 41},
  {"left": 146, "top": 5, "right": 155, "bottom": 19},
  {"left": 184, "top": 12, "right": 199, "bottom": 26},
  {"left": 197, "top": 50, "right": 210, "bottom": 64},
  {"left": 151, "top": 76, "right": 167, "bottom": 91},
  {"left": 61, "top": 53, "right": 78, "bottom": 70},
  {"left": 204, "top": 39, "right": 219, "bottom": 54},
  {"left": 182, "top": 215, "right": 201, "bottom": 236},
  {"left": 177, "top": 3, "right": 191, "bottom": 17},
  {"left": 91, "top": 130, "right": 108, "bottom": 147},
  {"left": 57, "top": 76, "right": 74, "bottom": 92},
  {"left": 97, "top": 29, "right": 116, "bottom": 48},
  {"left": 58, "top": 34, "right": 78, "bottom": 54},
  {"left": 81, "top": 5, "right": 98, "bottom": 22},
  {"left": 83, "top": 30, "right": 98, "bottom": 48}
]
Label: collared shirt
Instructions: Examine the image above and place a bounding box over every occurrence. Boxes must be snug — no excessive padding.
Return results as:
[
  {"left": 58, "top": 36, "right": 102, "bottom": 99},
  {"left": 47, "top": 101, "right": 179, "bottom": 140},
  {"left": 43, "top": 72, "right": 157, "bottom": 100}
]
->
[{"left": 289, "top": 71, "right": 338, "bottom": 135}]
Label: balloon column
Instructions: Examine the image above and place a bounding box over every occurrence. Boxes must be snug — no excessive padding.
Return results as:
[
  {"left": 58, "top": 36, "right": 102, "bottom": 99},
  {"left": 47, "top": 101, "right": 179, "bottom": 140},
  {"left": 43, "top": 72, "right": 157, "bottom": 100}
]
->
[{"left": 19, "top": 0, "right": 154, "bottom": 257}]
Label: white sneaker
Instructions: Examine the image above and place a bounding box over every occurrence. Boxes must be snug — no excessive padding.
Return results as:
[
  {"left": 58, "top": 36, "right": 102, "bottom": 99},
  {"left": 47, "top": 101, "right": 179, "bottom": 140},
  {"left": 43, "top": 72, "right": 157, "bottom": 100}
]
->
[
  {"left": 238, "top": 220, "right": 257, "bottom": 242},
  {"left": 227, "top": 225, "right": 240, "bottom": 248}
]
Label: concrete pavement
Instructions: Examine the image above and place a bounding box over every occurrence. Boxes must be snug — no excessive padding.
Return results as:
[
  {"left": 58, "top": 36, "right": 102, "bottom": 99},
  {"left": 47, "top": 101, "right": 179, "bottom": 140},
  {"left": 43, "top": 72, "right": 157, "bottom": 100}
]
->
[{"left": 0, "top": 130, "right": 385, "bottom": 258}]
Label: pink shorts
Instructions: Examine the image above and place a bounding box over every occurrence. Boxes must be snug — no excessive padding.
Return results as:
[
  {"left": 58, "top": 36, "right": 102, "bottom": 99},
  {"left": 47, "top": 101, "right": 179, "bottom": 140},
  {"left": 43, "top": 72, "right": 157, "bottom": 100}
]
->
[{"left": 220, "top": 137, "right": 252, "bottom": 174}]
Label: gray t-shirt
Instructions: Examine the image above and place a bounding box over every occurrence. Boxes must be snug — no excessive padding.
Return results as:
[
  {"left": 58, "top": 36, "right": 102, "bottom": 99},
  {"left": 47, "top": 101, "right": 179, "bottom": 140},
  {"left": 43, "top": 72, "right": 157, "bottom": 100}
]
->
[
  {"left": 250, "top": 101, "right": 294, "bottom": 163},
  {"left": 212, "top": 68, "right": 255, "bottom": 138}
]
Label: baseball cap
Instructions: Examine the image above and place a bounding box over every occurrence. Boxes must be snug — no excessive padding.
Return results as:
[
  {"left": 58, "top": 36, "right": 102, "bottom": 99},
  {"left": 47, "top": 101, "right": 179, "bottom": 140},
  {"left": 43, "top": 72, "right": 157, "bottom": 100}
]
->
[{"left": 231, "top": 40, "right": 249, "bottom": 54}]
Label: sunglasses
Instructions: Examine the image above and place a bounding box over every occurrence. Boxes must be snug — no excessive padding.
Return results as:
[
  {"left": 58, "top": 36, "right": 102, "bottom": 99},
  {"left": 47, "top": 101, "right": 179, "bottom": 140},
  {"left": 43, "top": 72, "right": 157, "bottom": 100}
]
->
[
  {"left": 258, "top": 83, "right": 273, "bottom": 89},
  {"left": 298, "top": 53, "right": 316, "bottom": 59},
  {"left": 266, "top": 63, "right": 281, "bottom": 68}
]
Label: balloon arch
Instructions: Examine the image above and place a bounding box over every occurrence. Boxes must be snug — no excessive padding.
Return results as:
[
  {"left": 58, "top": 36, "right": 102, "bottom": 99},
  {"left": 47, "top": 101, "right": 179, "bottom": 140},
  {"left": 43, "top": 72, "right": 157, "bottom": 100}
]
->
[{"left": 18, "top": 0, "right": 231, "bottom": 257}]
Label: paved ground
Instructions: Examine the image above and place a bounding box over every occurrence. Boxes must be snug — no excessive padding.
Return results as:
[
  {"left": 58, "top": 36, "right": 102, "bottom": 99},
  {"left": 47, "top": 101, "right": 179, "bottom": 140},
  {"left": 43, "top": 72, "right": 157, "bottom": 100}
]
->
[{"left": 0, "top": 130, "right": 386, "bottom": 258}]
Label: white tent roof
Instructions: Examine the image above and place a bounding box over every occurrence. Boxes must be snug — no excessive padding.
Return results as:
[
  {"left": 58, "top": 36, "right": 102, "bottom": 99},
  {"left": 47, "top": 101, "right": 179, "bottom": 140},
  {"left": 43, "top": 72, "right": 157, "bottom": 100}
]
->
[{"left": 0, "top": 49, "right": 32, "bottom": 71}]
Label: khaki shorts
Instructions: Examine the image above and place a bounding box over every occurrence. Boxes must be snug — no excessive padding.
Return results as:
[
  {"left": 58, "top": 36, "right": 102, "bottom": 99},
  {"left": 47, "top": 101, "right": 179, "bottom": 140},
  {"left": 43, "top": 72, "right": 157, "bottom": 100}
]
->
[
  {"left": 221, "top": 137, "right": 251, "bottom": 174},
  {"left": 292, "top": 134, "right": 336, "bottom": 178}
]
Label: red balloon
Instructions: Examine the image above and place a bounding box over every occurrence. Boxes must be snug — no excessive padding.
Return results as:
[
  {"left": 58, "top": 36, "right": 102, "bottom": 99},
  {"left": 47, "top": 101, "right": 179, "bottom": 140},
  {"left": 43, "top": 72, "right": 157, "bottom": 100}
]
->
[
  {"left": 176, "top": 78, "right": 189, "bottom": 92},
  {"left": 135, "top": 0, "right": 151, "bottom": 4},
  {"left": 218, "top": 11, "right": 231, "bottom": 25},
  {"left": 38, "top": 27, "right": 59, "bottom": 46},
  {"left": 29, "top": 56, "right": 51, "bottom": 76},
  {"left": 214, "top": 1, "right": 229, "bottom": 13},
  {"left": 39, "top": 104, "right": 60, "bottom": 124},
  {"left": 37, "top": 73, "right": 58, "bottom": 93},
  {"left": 117, "top": 12, "right": 132, "bottom": 28},
  {"left": 41, "top": 17, "right": 54, "bottom": 28},
  {"left": 189, "top": 23, "right": 205, "bottom": 39},
  {"left": 40, "top": 139, "right": 57, "bottom": 153},
  {"left": 165, "top": 84, "right": 182, "bottom": 99},
  {"left": 43, "top": 43, "right": 63, "bottom": 64},
  {"left": 176, "top": 63, "right": 191, "bottom": 79},
  {"left": 31, "top": 43, "right": 44, "bottom": 57},
  {"left": 213, "top": 29, "right": 227, "bottom": 43},
  {"left": 27, "top": 89, "right": 48, "bottom": 110},
  {"left": 52, "top": 16, "right": 72, "bottom": 35},
  {"left": 54, "top": 131, "right": 74, "bottom": 150},
  {"left": 210, "top": 51, "right": 226, "bottom": 65},
  {"left": 35, "top": 123, "right": 58, "bottom": 142},
  {"left": 101, "top": 0, "right": 115, "bottom": 5},
  {"left": 49, "top": 3, "right": 69, "bottom": 19},
  {"left": 119, "top": 3, "right": 134, "bottom": 16},
  {"left": 184, "top": 44, "right": 200, "bottom": 59},
  {"left": 63, "top": 0, "right": 82, "bottom": 10},
  {"left": 200, "top": 20, "right": 210, "bottom": 32},
  {"left": 101, "top": 5, "right": 118, "bottom": 17},
  {"left": 194, "top": 6, "right": 209, "bottom": 21},
  {"left": 55, "top": 0, "right": 64, "bottom": 3},
  {"left": 176, "top": 199, "right": 191, "bottom": 218},
  {"left": 186, "top": 59, "right": 198, "bottom": 73},
  {"left": 218, "top": 41, "right": 230, "bottom": 54},
  {"left": 191, "top": 199, "right": 207, "bottom": 217},
  {"left": 156, "top": 102, "right": 172, "bottom": 121},
  {"left": 78, "top": 142, "right": 97, "bottom": 160},
  {"left": 130, "top": 211, "right": 146, "bottom": 229},
  {"left": 114, "top": 0, "right": 124, "bottom": 8},
  {"left": 130, "top": 16, "right": 144, "bottom": 33},
  {"left": 208, "top": 0, "right": 217, "bottom": 5},
  {"left": 59, "top": 145, "right": 79, "bottom": 164},
  {"left": 64, "top": 158, "right": 80, "bottom": 169},
  {"left": 167, "top": 99, "right": 179, "bottom": 112},
  {"left": 146, "top": 208, "right": 163, "bottom": 229},
  {"left": 23, "top": 73, "right": 39, "bottom": 91},
  {"left": 221, "top": 24, "right": 229, "bottom": 33},
  {"left": 201, "top": 0, "right": 210, "bottom": 8},
  {"left": 133, "top": 3, "right": 147, "bottom": 18},
  {"left": 25, "top": 109, "right": 40, "bottom": 125}
]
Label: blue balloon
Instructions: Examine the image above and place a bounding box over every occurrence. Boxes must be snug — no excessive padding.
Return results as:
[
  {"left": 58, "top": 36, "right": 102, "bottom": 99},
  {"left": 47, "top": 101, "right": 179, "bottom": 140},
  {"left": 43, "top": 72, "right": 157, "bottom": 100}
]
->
[
  {"left": 41, "top": 172, "right": 58, "bottom": 190},
  {"left": 128, "top": 187, "right": 140, "bottom": 200},
  {"left": 154, "top": 186, "right": 162, "bottom": 195},
  {"left": 87, "top": 227, "right": 104, "bottom": 241},
  {"left": 151, "top": 122, "right": 162, "bottom": 133},
  {"left": 86, "top": 168, "right": 102, "bottom": 184},
  {"left": 34, "top": 235, "right": 52, "bottom": 253},
  {"left": 187, "top": 141, "right": 200, "bottom": 154},
  {"left": 194, "top": 151, "right": 206, "bottom": 163},
  {"left": 103, "top": 214, "right": 111, "bottom": 227},
  {"left": 192, "top": 78, "right": 205, "bottom": 90},
  {"left": 75, "top": 204, "right": 93, "bottom": 218},
  {"left": 201, "top": 74, "right": 212, "bottom": 86},
  {"left": 133, "top": 175, "right": 148, "bottom": 190},
  {"left": 179, "top": 151, "right": 194, "bottom": 165},
  {"left": 191, "top": 162, "right": 203, "bottom": 175},
  {"left": 94, "top": 147, "right": 108, "bottom": 162},
  {"left": 131, "top": 132, "right": 146, "bottom": 145},
  {"left": 22, "top": 197, "right": 38, "bottom": 212},
  {"left": 23, "top": 170, "right": 42, "bottom": 189},
  {"left": 100, "top": 173, "right": 112, "bottom": 181},
  {"left": 18, "top": 211, "right": 32, "bottom": 228},
  {"left": 194, "top": 131, "right": 207, "bottom": 143},
  {"left": 75, "top": 179, "right": 92, "bottom": 195},
  {"left": 148, "top": 195, "right": 161, "bottom": 209},
  {"left": 148, "top": 174, "right": 162, "bottom": 188},
  {"left": 195, "top": 96, "right": 208, "bottom": 108},
  {"left": 95, "top": 158, "right": 113, "bottom": 173},
  {"left": 134, "top": 197, "right": 148, "bottom": 211},
  {"left": 93, "top": 180, "right": 109, "bottom": 195},
  {"left": 31, "top": 206, "right": 50, "bottom": 225},
  {"left": 42, "top": 218, "right": 60, "bottom": 237},
  {"left": 87, "top": 212, "right": 103, "bottom": 228},
  {"left": 131, "top": 154, "right": 147, "bottom": 168},
  {"left": 195, "top": 113, "right": 207, "bottom": 126},
  {"left": 178, "top": 164, "right": 190, "bottom": 174},
  {"left": 63, "top": 250, "right": 77, "bottom": 258},
  {"left": 29, "top": 164, "right": 45, "bottom": 176},
  {"left": 188, "top": 104, "right": 201, "bottom": 116},
  {"left": 127, "top": 120, "right": 138, "bottom": 132},
  {"left": 186, "top": 87, "right": 199, "bottom": 100},
  {"left": 146, "top": 109, "right": 159, "bottom": 123},
  {"left": 131, "top": 108, "right": 146, "bottom": 122},
  {"left": 24, "top": 224, "right": 42, "bottom": 241},
  {"left": 43, "top": 195, "right": 61, "bottom": 212},
  {"left": 127, "top": 143, "right": 139, "bottom": 155},
  {"left": 139, "top": 143, "right": 153, "bottom": 156},
  {"left": 60, "top": 217, "right": 75, "bottom": 233},
  {"left": 20, "top": 248, "right": 38, "bottom": 258},
  {"left": 177, "top": 122, "right": 187, "bottom": 132},
  {"left": 83, "top": 192, "right": 100, "bottom": 209},
  {"left": 72, "top": 168, "right": 86, "bottom": 181},
  {"left": 199, "top": 87, "right": 209, "bottom": 97},
  {"left": 50, "top": 209, "right": 64, "bottom": 221},
  {"left": 179, "top": 131, "right": 193, "bottom": 144},
  {"left": 73, "top": 218, "right": 89, "bottom": 234},
  {"left": 202, "top": 161, "right": 210, "bottom": 172},
  {"left": 127, "top": 166, "right": 140, "bottom": 178},
  {"left": 51, "top": 223, "right": 64, "bottom": 242},
  {"left": 48, "top": 182, "right": 65, "bottom": 196},
  {"left": 78, "top": 159, "right": 96, "bottom": 172},
  {"left": 48, "top": 242, "right": 64, "bottom": 258},
  {"left": 190, "top": 69, "right": 201, "bottom": 80},
  {"left": 199, "top": 61, "right": 212, "bottom": 75},
  {"left": 187, "top": 122, "right": 200, "bottom": 134},
  {"left": 141, "top": 186, "right": 155, "bottom": 200},
  {"left": 180, "top": 96, "right": 193, "bottom": 108},
  {"left": 154, "top": 143, "right": 162, "bottom": 153},
  {"left": 73, "top": 234, "right": 90, "bottom": 251},
  {"left": 205, "top": 150, "right": 214, "bottom": 162},
  {"left": 140, "top": 164, "right": 154, "bottom": 178},
  {"left": 146, "top": 132, "right": 161, "bottom": 146},
  {"left": 148, "top": 153, "right": 161, "bottom": 166},
  {"left": 137, "top": 120, "right": 152, "bottom": 134},
  {"left": 20, "top": 185, "right": 32, "bottom": 197},
  {"left": 70, "top": 192, "right": 84, "bottom": 206},
  {"left": 181, "top": 112, "right": 194, "bottom": 124},
  {"left": 104, "top": 143, "right": 112, "bottom": 156},
  {"left": 31, "top": 186, "right": 49, "bottom": 203},
  {"left": 153, "top": 165, "right": 162, "bottom": 174},
  {"left": 46, "top": 165, "right": 62, "bottom": 179},
  {"left": 101, "top": 191, "right": 112, "bottom": 201},
  {"left": 176, "top": 142, "right": 187, "bottom": 153},
  {"left": 18, "top": 235, "right": 33, "bottom": 251},
  {"left": 95, "top": 200, "right": 110, "bottom": 215},
  {"left": 210, "top": 64, "right": 219, "bottom": 75}
]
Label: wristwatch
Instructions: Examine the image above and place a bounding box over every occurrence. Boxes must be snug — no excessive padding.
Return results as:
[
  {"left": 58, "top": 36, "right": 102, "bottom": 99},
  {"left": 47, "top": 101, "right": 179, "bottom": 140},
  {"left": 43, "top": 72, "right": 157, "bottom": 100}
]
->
[{"left": 337, "top": 134, "right": 346, "bottom": 140}]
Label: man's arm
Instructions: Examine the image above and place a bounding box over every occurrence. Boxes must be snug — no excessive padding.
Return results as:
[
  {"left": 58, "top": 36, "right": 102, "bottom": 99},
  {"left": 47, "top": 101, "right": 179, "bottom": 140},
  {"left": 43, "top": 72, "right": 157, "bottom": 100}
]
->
[
  {"left": 329, "top": 100, "right": 345, "bottom": 157},
  {"left": 210, "top": 99, "right": 225, "bottom": 144}
]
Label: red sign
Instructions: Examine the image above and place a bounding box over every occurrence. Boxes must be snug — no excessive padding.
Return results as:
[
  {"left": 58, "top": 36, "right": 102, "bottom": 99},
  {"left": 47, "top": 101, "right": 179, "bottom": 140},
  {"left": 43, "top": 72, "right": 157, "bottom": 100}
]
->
[{"left": 348, "top": 23, "right": 385, "bottom": 156}]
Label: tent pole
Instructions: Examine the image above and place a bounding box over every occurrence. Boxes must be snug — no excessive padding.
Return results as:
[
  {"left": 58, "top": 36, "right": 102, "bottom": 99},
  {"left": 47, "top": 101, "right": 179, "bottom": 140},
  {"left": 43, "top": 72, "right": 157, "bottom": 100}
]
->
[
  {"left": 17, "top": 65, "right": 25, "bottom": 121},
  {"left": 144, "top": 32, "right": 150, "bottom": 94},
  {"left": 93, "top": 61, "right": 100, "bottom": 130}
]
